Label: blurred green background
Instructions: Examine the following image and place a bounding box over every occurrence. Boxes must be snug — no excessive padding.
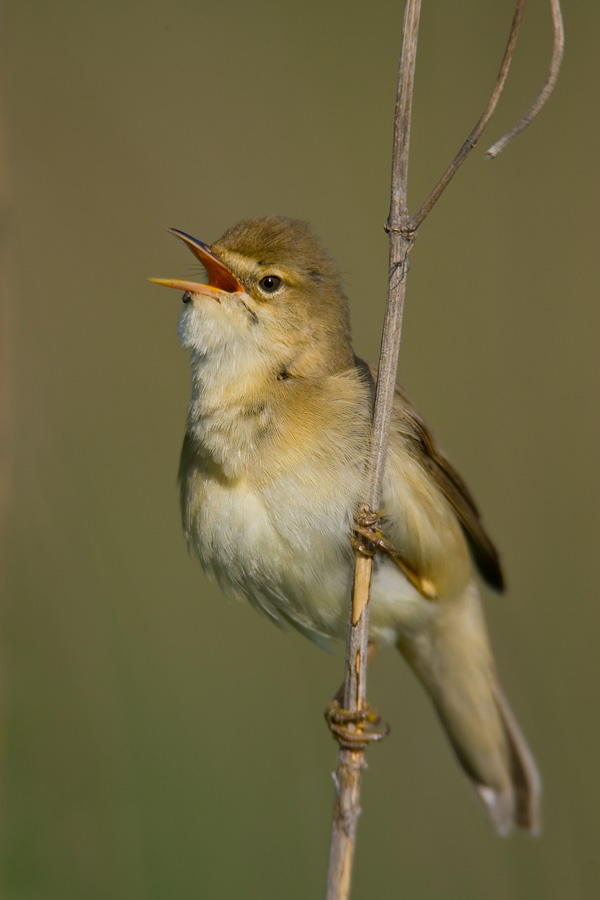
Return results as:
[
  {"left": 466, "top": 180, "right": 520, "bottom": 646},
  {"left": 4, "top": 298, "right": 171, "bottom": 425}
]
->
[{"left": 3, "top": 1, "right": 599, "bottom": 898}]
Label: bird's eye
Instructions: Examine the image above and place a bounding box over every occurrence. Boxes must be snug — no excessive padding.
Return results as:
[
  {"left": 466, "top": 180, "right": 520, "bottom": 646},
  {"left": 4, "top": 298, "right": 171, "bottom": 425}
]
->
[{"left": 258, "top": 275, "right": 282, "bottom": 294}]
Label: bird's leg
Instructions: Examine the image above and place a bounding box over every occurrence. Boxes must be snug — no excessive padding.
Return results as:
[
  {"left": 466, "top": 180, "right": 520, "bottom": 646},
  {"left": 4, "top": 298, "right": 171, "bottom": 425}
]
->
[
  {"left": 352, "top": 507, "right": 437, "bottom": 601},
  {"left": 325, "top": 642, "right": 390, "bottom": 750}
]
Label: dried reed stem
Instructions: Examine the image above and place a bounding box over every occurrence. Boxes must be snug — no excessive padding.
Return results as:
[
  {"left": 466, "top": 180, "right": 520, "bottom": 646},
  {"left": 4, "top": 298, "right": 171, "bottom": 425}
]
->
[
  {"left": 326, "top": 3, "right": 422, "bottom": 898},
  {"left": 325, "top": 2, "right": 563, "bottom": 897}
]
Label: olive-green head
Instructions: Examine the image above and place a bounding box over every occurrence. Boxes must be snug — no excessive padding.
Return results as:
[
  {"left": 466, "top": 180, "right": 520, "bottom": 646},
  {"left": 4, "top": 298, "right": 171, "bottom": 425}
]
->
[{"left": 151, "top": 216, "right": 354, "bottom": 378}]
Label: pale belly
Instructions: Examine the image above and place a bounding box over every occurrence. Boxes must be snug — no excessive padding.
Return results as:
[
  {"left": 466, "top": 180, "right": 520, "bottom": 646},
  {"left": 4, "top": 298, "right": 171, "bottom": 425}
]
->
[{"left": 183, "top": 469, "right": 436, "bottom": 647}]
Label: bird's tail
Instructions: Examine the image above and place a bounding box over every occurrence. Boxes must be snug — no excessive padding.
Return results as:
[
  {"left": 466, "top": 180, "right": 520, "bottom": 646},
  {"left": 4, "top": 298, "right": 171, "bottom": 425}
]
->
[{"left": 396, "top": 582, "right": 540, "bottom": 835}]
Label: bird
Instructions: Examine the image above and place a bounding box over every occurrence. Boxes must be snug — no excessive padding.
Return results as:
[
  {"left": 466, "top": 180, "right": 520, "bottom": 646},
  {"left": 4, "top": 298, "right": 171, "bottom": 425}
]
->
[{"left": 150, "top": 215, "right": 540, "bottom": 835}]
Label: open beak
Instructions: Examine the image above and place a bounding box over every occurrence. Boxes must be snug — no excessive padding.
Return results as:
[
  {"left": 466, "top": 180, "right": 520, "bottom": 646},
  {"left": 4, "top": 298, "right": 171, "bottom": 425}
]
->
[{"left": 149, "top": 228, "right": 244, "bottom": 300}]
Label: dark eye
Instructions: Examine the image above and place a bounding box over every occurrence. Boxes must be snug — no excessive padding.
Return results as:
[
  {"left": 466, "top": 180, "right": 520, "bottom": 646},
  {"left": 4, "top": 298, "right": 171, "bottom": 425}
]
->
[{"left": 258, "top": 275, "right": 282, "bottom": 294}]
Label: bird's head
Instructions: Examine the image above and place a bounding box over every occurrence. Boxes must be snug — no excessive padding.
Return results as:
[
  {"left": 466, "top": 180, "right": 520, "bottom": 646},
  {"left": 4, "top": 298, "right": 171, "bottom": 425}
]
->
[{"left": 150, "top": 217, "right": 355, "bottom": 378}]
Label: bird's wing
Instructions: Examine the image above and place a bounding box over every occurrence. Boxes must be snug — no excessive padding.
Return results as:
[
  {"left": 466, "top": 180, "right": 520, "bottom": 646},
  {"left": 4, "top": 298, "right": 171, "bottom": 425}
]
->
[
  {"left": 359, "top": 360, "right": 504, "bottom": 592},
  {"left": 397, "top": 385, "right": 504, "bottom": 591}
]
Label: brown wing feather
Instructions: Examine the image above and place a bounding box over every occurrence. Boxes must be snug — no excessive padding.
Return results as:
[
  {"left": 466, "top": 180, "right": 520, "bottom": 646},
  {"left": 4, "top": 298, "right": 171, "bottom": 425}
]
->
[
  {"left": 358, "top": 359, "right": 504, "bottom": 591},
  {"left": 394, "top": 384, "right": 505, "bottom": 591}
]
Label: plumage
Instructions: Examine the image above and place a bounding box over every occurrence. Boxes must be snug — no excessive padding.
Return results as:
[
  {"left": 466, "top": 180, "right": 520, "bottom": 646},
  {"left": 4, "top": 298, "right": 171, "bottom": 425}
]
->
[{"left": 153, "top": 215, "right": 540, "bottom": 834}]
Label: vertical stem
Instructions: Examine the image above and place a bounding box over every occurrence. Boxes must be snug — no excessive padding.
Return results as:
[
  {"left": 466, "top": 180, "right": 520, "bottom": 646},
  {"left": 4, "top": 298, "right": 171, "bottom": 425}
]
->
[
  {"left": 326, "top": 4, "right": 422, "bottom": 899},
  {"left": 388, "top": 0, "right": 421, "bottom": 230}
]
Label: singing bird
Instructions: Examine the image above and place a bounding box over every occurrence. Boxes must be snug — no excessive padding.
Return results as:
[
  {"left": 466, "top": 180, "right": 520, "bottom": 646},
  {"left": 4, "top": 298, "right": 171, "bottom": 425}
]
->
[{"left": 151, "top": 216, "right": 540, "bottom": 835}]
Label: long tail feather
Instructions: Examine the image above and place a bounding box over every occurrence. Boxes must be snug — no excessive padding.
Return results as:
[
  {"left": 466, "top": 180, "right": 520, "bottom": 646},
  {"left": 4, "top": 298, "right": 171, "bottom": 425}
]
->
[{"left": 396, "top": 582, "right": 540, "bottom": 834}]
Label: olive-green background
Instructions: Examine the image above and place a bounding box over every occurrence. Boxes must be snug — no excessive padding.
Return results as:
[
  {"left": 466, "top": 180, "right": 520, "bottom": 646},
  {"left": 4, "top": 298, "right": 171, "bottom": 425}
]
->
[{"left": 3, "top": 1, "right": 599, "bottom": 898}]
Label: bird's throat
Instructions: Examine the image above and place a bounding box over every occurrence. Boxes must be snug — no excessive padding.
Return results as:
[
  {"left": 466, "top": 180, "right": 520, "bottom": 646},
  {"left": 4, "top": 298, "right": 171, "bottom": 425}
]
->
[{"left": 186, "top": 347, "right": 370, "bottom": 485}]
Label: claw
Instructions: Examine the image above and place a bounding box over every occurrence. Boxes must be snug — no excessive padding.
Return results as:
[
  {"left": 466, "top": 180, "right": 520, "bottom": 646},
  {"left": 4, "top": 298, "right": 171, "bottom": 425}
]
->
[
  {"left": 352, "top": 511, "right": 437, "bottom": 601},
  {"left": 325, "top": 699, "right": 390, "bottom": 751}
]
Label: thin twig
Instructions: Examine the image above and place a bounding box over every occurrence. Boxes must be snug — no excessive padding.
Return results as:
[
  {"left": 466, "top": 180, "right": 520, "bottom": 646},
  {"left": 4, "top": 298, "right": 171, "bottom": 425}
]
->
[
  {"left": 486, "top": 0, "right": 564, "bottom": 158},
  {"left": 325, "top": 3, "right": 422, "bottom": 899},
  {"left": 409, "top": 0, "right": 526, "bottom": 232}
]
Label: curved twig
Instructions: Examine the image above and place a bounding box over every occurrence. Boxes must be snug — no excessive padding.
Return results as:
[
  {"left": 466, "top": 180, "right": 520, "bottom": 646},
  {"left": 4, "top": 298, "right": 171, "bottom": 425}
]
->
[
  {"left": 486, "top": 0, "right": 564, "bottom": 158},
  {"left": 409, "top": 0, "right": 527, "bottom": 232}
]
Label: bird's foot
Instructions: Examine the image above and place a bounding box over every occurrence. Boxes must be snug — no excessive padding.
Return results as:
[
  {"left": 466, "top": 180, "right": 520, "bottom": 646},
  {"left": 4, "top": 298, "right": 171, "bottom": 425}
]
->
[
  {"left": 350, "top": 507, "right": 381, "bottom": 557},
  {"left": 324, "top": 699, "right": 390, "bottom": 751},
  {"left": 352, "top": 507, "right": 437, "bottom": 601}
]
